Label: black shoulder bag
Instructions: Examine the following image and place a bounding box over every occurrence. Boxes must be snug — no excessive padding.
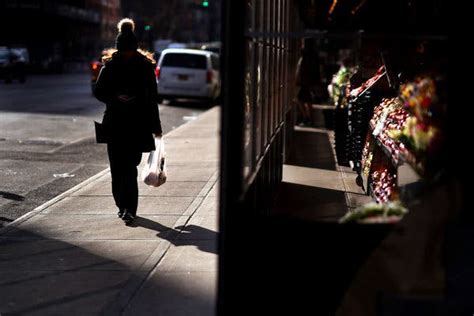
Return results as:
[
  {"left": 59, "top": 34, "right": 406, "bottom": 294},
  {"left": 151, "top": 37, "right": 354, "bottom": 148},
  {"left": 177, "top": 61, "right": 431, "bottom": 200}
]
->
[{"left": 94, "top": 121, "right": 109, "bottom": 144}]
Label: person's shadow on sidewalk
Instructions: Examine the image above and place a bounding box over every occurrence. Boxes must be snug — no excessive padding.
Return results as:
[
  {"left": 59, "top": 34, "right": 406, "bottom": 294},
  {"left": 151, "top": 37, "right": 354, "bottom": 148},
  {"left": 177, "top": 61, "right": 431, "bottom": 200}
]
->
[{"left": 129, "top": 217, "right": 217, "bottom": 255}]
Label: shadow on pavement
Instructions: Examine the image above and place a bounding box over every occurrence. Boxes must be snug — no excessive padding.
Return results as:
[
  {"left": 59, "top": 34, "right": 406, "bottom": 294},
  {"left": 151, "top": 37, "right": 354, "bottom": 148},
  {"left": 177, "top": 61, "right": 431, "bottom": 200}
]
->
[
  {"left": 287, "top": 128, "right": 338, "bottom": 171},
  {"left": 0, "top": 226, "right": 213, "bottom": 315},
  {"left": 0, "top": 231, "right": 131, "bottom": 315},
  {"left": 0, "top": 191, "right": 25, "bottom": 201},
  {"left": 130, "top": 216, "right": 217, "bottom": 255},
  {"left": 273, "top": 182, "right": 347, "bottom": 221}
]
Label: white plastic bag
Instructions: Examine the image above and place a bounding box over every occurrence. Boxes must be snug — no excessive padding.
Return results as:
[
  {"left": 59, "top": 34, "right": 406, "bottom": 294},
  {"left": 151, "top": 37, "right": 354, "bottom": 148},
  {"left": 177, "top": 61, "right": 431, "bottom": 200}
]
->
[{"left": 141, "top": 137, "right": 167, "bottom": 187}]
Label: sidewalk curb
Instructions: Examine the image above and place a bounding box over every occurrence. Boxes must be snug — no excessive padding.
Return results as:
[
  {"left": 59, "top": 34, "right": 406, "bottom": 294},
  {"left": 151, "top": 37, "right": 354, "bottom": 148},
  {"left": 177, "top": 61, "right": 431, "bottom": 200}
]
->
[
  {"left": 0, "top": 168, "right": 110, "bottom": 235},
  {"left": 0, "top": 106, "right": 219, "bottom": 235}
]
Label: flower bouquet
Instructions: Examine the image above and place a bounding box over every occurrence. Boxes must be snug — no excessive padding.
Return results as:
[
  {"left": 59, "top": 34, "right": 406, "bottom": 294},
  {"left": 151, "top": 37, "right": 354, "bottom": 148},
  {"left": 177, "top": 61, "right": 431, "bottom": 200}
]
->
[{"left": 387, "top": 76, "right": 444, "bottom": 177}]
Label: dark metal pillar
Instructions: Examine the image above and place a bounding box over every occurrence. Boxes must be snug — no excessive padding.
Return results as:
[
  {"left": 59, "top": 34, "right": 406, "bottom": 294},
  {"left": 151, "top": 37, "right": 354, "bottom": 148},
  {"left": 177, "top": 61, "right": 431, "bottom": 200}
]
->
[{"left": 217, "top": 0, "right": 246, "bottom": 314}]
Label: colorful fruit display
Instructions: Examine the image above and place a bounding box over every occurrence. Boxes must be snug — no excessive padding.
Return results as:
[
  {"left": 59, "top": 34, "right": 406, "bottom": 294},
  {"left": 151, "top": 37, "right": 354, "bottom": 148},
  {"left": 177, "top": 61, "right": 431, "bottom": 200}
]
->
[
  {"left": 340, "top": 74, "right": 445, "bottom": 224},
  {"left": 370, "top": 167, "right": 397, "bottom": 203}
]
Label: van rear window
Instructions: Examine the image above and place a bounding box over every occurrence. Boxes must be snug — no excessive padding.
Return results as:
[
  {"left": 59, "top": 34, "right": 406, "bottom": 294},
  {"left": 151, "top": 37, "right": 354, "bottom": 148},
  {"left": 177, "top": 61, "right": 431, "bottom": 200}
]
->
[{"left": 162, "top": 53, "right": 207, "bottom": 69}]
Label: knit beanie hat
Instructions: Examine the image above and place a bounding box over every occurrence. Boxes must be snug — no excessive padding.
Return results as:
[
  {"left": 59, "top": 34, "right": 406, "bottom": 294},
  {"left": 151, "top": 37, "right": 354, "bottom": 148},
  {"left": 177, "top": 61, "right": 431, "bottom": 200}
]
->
[{"left": 115, "top": 18, "right": 138, "bottom": 51}]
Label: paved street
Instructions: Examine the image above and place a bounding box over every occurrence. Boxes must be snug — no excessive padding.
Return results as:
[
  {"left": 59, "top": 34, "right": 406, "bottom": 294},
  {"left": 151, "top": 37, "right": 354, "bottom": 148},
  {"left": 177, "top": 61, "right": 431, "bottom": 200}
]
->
[{"left": 0, "top": 73, "right": 207, "bottom": 227}]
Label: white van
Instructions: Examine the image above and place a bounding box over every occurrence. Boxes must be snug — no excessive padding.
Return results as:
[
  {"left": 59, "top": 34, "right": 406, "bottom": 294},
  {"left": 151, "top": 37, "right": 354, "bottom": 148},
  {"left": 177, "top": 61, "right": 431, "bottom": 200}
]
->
[{"left": 156, "top": 48, "right": 221, "bottom": 102}]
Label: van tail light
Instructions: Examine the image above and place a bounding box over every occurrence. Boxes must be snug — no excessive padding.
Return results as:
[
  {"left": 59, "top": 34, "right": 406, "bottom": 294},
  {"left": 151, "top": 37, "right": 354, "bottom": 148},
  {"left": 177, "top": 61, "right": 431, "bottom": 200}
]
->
[
  {"left": 206, "top": 70, "right": 213, "bottom": 83},
  {"left": 91, "top": 63, "right": 98, "bottom": 70},
  {"left": 155, "top": 66, "right": 161, "bottom": 79}
]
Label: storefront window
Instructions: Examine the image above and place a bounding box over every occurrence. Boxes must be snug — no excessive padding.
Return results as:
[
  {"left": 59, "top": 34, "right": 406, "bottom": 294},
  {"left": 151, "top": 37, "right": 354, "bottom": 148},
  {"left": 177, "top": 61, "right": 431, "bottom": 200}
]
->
[{"left": 240, "top": 0, "right": 292, "bottom": 188}]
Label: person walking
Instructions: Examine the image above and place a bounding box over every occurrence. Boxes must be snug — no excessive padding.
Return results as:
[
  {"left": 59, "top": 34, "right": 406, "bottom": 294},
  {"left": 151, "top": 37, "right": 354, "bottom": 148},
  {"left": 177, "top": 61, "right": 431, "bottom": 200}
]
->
[
  {"left": 295, "top": 37, "right": 321, "bottom": 126},
  {"left": 94, "top": 18, "right": 163, "bottom": 225}
]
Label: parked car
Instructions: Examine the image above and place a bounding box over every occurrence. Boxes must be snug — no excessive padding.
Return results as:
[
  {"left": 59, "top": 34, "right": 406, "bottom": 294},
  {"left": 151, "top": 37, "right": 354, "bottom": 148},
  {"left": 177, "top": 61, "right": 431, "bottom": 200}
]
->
[
  {"left": 156, "top": 48, "right": 221, "bottom": 103},
  {"left": 0, "top": 46, "right": 28, "bottom": 83}
]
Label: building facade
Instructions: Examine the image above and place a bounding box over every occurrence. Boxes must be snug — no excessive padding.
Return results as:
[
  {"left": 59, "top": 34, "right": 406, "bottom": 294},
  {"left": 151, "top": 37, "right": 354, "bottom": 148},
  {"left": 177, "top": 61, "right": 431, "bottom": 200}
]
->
[
  {"left": 0, "top": 0, "right": 121, "bottom": 72},
  {"left": 120, "top": 0, "right": 221, "bottom": 50}
]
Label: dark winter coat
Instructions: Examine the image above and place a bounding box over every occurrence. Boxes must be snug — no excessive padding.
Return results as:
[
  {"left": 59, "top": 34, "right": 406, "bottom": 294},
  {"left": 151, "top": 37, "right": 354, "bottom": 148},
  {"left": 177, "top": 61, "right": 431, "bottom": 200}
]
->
[{"left": 94, "top": 51, "right": 162, "bottom": 152}]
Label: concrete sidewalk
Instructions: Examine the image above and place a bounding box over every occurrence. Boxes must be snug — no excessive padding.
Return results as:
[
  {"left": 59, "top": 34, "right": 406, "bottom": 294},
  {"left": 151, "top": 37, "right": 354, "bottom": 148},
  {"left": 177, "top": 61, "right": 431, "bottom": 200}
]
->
[
  {"left": 0, "top": 107, "right": 220, "bottom": 315},
  {"left": 274, "top": 123, "right": 371, "bottom": 222}
]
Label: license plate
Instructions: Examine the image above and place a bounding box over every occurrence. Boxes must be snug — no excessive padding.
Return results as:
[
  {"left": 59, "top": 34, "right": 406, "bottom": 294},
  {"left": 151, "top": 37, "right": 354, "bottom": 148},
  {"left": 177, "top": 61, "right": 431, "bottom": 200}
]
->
[{"left": 178, "top": 74, "right": 189, "bottom": 81}]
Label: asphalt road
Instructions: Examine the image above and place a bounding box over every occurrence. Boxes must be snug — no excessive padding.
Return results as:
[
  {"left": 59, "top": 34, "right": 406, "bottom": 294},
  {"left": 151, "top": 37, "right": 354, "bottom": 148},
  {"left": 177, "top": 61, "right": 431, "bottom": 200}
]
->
[{"left": 0, "top": 73, "right": 208, "bottom": 227}]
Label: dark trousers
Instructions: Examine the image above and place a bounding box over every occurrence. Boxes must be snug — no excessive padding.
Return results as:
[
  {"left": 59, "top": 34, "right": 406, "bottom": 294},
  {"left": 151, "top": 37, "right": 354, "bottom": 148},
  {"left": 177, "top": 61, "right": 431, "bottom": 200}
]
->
[{"left": 107, "top": 144, "right": 142, "bottom": 216}]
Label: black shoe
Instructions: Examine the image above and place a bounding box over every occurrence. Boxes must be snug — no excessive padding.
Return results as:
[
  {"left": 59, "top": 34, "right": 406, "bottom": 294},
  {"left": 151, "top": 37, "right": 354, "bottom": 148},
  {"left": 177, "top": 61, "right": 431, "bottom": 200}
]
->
[
  {"left": 117, "top": 208, "right": 125, "bottom": 218},
  {"left": 122, "top": 212, "right": 135, "bottom": 225}
]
